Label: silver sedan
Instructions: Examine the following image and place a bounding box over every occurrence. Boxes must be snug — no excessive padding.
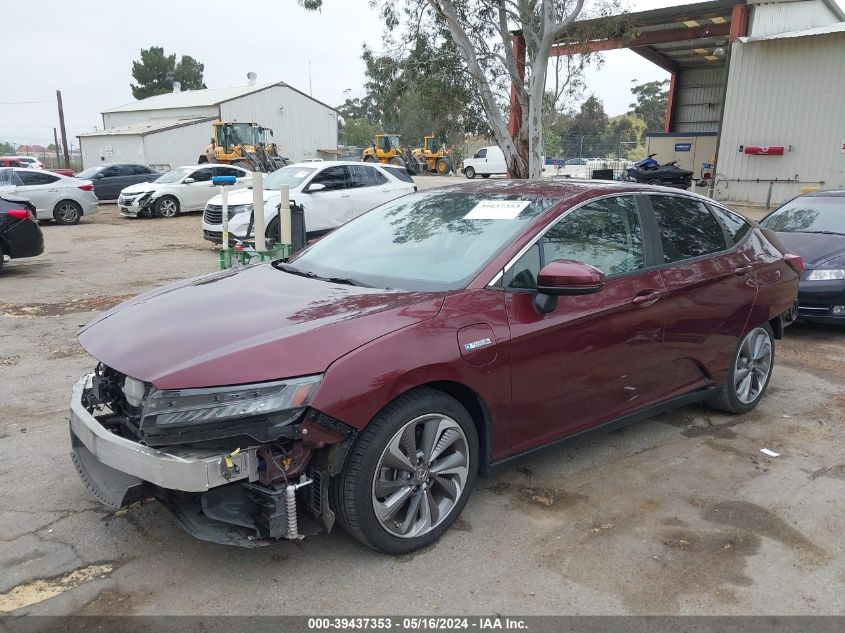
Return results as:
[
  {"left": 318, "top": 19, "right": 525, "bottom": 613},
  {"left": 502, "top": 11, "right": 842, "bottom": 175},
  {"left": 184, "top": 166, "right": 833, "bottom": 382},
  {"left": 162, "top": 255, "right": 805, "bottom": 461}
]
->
[{"left": 0, "top": 167, "right": 99, "bottom": 225}]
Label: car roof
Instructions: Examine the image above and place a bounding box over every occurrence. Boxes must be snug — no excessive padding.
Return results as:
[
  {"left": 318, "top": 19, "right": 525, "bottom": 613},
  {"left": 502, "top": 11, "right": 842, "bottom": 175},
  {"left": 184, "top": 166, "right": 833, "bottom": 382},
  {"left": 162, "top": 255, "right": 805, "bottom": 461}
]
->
[
  {"left": 801, "top": 189, "right": 845, "bottom": 198},
  {"left": 421, "top": 178, "right": 718, "bottom": 204},
  {"left": 284, "top": 160, "right": 391, "bottom": 169}
]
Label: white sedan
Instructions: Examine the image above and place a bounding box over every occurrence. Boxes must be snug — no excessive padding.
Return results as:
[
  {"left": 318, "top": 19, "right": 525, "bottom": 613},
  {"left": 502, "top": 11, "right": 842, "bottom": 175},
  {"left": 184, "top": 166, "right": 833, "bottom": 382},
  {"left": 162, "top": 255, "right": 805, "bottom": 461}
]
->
[
  {"left": 118, "top": 165, "right": 250, "bottom": 218},
  {"left": 201, "top": 161, "right": 416, "bottom": 243},
  {"left": 0, "top": 167, "right": 98, "bottom": 224}
]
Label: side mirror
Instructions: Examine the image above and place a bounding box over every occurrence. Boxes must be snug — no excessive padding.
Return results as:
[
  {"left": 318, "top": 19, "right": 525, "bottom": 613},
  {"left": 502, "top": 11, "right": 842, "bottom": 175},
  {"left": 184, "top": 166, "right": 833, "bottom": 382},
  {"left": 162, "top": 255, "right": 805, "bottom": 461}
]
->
[
  {"left": 184, "top": 177, "right": 195, "bottom": 184},
  {"left": 306, "top": 183, "right": 326, "bottom": 193},
  {"left": 534, "top": 260, "right": 606, "bottom": 314}
]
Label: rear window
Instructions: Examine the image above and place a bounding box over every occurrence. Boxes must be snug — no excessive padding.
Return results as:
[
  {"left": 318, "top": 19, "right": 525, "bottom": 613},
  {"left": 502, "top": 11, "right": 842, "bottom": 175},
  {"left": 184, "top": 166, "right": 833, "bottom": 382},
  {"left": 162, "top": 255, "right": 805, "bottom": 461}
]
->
[
  {"left": 650, "top": 195, "right": 728, "bottom": 263},
  {"left": 382, "top": 165, "right": 414, "bottom": 183},
  {"left": 16, "top": 170, "right": 60, "bottom": 186}
]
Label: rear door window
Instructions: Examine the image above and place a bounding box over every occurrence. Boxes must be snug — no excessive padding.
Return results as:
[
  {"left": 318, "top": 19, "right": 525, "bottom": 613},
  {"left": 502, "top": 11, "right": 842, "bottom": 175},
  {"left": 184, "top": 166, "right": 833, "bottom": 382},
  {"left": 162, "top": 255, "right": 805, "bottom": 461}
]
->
[
  {"left": 650, "top": 195, "right": 728, "bottom": 263},
  {"left": 16, "top": 171, "right": 60, "bottom": 186},
  {"left": 126, "top": 164, "right": 151, "bottom": 175},
  {"left": 346, "top": 165, "right": 388, "bottom": 188}
]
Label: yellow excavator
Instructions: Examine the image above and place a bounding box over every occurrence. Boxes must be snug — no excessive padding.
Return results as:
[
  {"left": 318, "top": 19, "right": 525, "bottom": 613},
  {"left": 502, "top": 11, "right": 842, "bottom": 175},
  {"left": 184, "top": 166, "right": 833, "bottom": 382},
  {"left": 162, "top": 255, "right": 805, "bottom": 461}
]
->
[
  {"left": 412, "top": 136, "right": 454, "bottom": 175},
  {"left": 199, "top": 121, "right": 289, "bottom": 172},
  {"left": 362, "top": 134, "right": 419, "bottom": 173}
]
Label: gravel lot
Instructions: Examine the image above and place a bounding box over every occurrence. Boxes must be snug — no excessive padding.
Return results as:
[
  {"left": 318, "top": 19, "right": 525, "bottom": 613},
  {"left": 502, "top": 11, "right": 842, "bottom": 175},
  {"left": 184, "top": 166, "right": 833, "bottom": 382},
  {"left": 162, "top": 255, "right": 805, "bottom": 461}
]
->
[{"left": 1, "top": 183, "right": 844, "bottom": 616}]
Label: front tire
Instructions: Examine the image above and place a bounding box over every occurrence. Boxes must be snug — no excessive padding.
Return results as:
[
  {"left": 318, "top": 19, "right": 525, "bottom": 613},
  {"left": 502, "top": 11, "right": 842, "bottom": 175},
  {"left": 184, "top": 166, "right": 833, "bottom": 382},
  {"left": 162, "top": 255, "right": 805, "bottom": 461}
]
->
[
  {"left": 154, "top": 196, "right": 179, "bottom": 218},
  {"left": 389, "top": 156, "right": 405, "bottom": 167},
  {"left": 332, "top": 388, "right": 478, "bottom": 554},
  {"left": 464, "top": 166, "right": 476, "bottom": 179},
  {"left": 53, "top": 200, "right": 82, "bottom": 225},
  {"left": 706, "top": 324, "right": 774, "bottom": 414}
]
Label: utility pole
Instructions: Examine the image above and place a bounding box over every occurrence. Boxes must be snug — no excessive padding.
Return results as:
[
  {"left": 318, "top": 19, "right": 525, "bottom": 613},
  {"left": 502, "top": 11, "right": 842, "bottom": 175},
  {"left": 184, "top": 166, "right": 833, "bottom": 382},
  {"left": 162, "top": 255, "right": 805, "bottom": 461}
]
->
[
  {"left": 53, "top": 128, "right": 60, "bottom": 169},
  {"left": 56, "top": 90, "right": 70, "bottom": 169}
]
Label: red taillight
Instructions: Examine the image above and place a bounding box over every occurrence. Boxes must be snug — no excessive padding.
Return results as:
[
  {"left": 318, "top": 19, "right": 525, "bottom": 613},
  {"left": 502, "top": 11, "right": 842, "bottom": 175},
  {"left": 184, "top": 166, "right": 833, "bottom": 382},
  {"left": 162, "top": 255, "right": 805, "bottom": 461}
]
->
[
  {"left": 785, "top": 253, "right": 804, "bottom": 275},
  {"left": 7, "top": 209, "right": 32, "bottom": 220},
  {"left": 78, "top": 183, "right": 94, "bottom": 191}
]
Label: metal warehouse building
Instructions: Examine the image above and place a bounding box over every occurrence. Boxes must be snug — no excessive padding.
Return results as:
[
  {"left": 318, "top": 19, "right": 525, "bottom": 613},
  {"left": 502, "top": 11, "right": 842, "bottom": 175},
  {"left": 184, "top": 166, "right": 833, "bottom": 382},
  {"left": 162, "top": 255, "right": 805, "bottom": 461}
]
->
[
  {"left": 78, "top": 80, "right": 338, "bottom": 170},
  {"left": 548, "top": 0, "right": 845, "bottom": 206}
]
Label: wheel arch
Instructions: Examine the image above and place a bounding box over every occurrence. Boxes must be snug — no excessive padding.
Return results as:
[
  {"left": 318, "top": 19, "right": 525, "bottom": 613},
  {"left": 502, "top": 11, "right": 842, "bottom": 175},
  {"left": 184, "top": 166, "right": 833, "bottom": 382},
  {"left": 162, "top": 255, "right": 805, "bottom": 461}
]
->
[
  {"left": 53, "top": 198, "right": 83, "bottom": 215},
  {"left": 421, "top": 380, "right": 492, "bottom": 475}
]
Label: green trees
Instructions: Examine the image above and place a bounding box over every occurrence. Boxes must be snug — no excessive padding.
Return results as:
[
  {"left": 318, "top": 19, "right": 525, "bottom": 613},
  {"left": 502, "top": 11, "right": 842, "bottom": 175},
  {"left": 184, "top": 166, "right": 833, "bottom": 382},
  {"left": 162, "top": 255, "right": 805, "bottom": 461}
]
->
[
  {"left": 629, "top": 79, "right": 669, "bottom": 133},
  {"left": 130, "top": 47, "right": 207, "bottom": 100}
]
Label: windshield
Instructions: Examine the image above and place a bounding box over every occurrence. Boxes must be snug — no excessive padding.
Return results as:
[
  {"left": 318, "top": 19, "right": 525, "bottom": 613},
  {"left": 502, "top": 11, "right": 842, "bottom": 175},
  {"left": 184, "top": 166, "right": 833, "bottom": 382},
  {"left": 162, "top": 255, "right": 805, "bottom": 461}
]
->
[
  {"left": 155, "top": 167, "right": 194, "bottom": 184},
  {"left": 263, "top": 166, "right": 316, "bottom": 190},
  {"left": 761, "top": 196, "right": 845, "bottom": 235},
  {"left": 76, "top": 165, "right": 105, "bottom": 179},
  {"left": 217, "top": 123, "right": 258, "bottom": 147},
  {"left": 287, "top": 190, "right": 557, "bottom": 291}
]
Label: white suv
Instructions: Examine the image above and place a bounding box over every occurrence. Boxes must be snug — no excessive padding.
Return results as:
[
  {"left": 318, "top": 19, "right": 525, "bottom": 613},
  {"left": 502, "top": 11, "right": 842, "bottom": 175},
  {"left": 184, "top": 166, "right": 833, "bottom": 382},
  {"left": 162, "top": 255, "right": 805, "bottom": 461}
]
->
[{"left": 202, "top": 161, "right": 415, "bottom": 243}]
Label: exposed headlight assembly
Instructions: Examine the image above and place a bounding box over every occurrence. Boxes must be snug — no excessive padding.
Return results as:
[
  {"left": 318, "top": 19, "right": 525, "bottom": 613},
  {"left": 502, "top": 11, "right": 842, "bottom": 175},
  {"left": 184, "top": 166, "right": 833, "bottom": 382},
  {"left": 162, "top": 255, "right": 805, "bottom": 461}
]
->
[
  {"left": 140, "top": 375, "right": 321, "bottom": 428},
  {"left": 228, "top": 203, "right": 253, "bottom": 218},
  {"left": 807, "top": 269, "right": 845, "bottom": 281}
]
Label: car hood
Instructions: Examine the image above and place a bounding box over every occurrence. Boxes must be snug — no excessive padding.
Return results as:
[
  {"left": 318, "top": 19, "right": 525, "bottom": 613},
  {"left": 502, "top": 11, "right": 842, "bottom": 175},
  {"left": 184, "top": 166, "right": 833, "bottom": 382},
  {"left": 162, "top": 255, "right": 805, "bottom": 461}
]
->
[
  {"left": 121, "top": 182, "right": 157, "bottom": 195},
  {"left": 78, "top": 265, "right": 445, "bottom": 389},
  {"left": 776, "top": 231, "right": 845, "bottom": 268},
  {"left": 207, "top": 187, "right": 289, "bottom": 207}
]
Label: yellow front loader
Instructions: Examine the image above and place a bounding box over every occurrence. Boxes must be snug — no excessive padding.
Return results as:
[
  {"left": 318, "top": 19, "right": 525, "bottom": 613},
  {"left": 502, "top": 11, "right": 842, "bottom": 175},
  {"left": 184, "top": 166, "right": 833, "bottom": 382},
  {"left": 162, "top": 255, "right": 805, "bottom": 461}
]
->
[
  {"left": 412, "top": 136, "right": 454, "bottom": 175},
  {"left": 362, "top": 134, "right": 420, "bottom": 173},
  {"left": 199, "top": 121, "right": 288, "bottom": 172}
]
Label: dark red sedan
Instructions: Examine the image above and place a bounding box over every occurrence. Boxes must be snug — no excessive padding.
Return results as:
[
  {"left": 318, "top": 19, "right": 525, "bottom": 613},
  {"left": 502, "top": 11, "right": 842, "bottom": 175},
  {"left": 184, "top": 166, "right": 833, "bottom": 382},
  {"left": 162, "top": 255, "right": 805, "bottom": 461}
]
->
[{"left": 69, "top": 181, "right": 800, "bottom": 554}]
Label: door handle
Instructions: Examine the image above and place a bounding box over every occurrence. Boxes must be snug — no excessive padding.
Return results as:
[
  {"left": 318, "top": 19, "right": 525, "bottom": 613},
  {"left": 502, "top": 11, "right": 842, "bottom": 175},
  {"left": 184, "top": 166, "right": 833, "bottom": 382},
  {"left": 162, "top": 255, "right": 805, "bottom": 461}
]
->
[
  {"left": 631, "top": 290, "right": 663, "bottom": 306},
  {"left": 734, "top": 265, "right": 753, "bottom": 276},
  {"left": 340, "top": 193, "right": 351, "bottom": 198}
]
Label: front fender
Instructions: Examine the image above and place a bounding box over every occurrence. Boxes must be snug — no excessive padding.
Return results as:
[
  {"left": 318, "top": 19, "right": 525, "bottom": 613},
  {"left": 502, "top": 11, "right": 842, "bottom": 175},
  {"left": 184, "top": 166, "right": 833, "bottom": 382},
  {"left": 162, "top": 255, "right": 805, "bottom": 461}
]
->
[{"left": 310, "top": 290, "right": 512, "bottom": 461}]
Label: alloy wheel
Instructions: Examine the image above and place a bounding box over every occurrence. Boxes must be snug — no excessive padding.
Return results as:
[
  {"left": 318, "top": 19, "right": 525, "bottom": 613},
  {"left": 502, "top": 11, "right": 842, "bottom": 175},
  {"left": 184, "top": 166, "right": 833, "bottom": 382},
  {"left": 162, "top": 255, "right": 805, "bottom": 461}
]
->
[
  {"left": 734, "top": 327, "right": 773, "bottom": 404},
  {"left": 372, "top": 414, "right": 469, "bottom": 539},
  {"left": 57, "top": 202, "right": 80, "bottom": 223},
  {"left": 159, "top": 199, "right": 178, "bottom": 217}
]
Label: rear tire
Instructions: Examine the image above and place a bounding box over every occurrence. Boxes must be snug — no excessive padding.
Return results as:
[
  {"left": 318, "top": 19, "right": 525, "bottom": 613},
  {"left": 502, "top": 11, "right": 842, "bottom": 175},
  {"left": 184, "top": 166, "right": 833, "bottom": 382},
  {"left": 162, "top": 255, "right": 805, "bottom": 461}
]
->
[
  {"left": 363, "top": 155, "right": 377, "bottom": 163},
  {"left": 53, "top": 200, "right": 82, "bottom": 225},
  {"left": 389, "top": 157, "right": 405, "bottom": 167},
  {"left": 706, "top": 324, "right": 775, "bottom": 414},
  {"left": 331, "top": 388, "right": 478, "bottom": 554},
  {"left": 481, "top": 174, "right": 490, "bottom": 179},
  {"left": 464, "top": 166, "right": 476, "bottom": 179}
]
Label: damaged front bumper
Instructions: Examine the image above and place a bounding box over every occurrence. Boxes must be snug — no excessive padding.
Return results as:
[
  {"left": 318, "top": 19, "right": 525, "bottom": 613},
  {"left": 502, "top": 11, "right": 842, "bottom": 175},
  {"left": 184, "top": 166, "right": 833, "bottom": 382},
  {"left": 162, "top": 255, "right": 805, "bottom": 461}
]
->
[{"left": 69, "top": 374, "right": 331, "bottom": 546}]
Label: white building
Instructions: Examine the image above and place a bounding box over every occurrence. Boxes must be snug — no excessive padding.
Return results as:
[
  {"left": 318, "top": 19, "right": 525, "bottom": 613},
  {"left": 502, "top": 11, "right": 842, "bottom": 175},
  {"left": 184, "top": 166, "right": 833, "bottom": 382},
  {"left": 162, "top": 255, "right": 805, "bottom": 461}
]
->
[
  {"left": 78, "top": 81, "right": 338, "bottom": 170},
  {"left": 557, "top": 0, "right": 845, "bottom": 206}
]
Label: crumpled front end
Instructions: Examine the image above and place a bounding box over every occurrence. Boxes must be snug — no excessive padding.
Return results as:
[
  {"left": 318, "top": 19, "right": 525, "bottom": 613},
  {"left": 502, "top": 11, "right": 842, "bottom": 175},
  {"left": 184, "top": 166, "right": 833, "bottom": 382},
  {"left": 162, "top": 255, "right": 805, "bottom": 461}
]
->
[{"left": 69, "top": 366, "right": 355, "bottom": 547}]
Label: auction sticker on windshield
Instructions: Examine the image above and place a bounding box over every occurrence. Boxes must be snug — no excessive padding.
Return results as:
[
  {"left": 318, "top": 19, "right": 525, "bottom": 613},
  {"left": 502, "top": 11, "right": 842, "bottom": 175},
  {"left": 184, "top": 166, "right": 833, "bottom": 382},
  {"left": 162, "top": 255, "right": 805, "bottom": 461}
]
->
[{"left": 464, "top": 200, "right": 531, "bottom": 220}]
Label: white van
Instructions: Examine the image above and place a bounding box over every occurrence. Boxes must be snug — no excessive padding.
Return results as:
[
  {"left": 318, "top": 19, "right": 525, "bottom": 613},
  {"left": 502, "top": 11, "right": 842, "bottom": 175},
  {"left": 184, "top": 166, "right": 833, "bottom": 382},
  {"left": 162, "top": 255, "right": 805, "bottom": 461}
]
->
[{"left": 462, "top": 146, "right": 507, "bottom": 179}]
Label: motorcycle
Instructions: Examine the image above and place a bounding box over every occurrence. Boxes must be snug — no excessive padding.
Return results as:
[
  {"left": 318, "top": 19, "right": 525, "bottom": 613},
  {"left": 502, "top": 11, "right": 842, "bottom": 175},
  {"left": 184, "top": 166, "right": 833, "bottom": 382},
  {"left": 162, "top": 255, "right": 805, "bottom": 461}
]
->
[{"left": 625, "top": 154, "right": 693, "bottom": 189}]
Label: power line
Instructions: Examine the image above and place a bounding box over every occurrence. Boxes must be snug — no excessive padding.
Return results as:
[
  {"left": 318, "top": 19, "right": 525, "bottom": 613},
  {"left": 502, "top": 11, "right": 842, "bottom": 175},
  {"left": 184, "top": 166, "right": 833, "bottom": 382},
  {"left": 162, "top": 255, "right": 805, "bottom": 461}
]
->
[{"left": 0, "top": 100, "right": 53, "bottom": 105}]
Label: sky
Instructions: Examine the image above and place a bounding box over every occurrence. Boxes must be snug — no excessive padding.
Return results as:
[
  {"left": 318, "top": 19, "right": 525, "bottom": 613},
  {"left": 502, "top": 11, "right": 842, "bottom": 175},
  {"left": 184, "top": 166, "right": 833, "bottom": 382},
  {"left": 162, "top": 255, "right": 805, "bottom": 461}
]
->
[{"left": 0, "top": 0, "right": 838, "bottom": 150}]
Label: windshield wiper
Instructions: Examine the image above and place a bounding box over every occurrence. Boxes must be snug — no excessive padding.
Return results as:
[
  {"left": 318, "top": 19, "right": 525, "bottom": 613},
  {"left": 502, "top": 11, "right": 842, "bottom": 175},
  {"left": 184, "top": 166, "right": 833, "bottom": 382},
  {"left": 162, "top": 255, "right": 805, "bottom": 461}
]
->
[{"left": 272, "top": 262, "right": 371, "bottom": 287}]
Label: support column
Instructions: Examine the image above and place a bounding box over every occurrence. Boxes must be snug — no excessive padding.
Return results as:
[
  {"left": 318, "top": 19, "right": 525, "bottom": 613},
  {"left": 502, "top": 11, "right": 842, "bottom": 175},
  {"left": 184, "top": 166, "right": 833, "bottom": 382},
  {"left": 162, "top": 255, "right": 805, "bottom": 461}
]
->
[{"left": 664, "top": 72, "right": 677, "bottom": 133}]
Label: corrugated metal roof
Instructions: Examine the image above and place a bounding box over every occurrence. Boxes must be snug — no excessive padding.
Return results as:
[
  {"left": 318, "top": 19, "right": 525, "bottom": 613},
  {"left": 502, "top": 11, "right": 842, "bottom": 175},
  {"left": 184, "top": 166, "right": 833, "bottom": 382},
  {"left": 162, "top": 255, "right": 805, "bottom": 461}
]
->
[
  {"left": 741, "top": 20, "right": 845, "bottom": 42},
  {"left": 104, "top": 83, "right": 282, "bottom": 113},
  {"left": 78, "top": 117, "right": 214, "bottom": 137}
]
